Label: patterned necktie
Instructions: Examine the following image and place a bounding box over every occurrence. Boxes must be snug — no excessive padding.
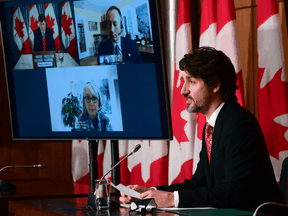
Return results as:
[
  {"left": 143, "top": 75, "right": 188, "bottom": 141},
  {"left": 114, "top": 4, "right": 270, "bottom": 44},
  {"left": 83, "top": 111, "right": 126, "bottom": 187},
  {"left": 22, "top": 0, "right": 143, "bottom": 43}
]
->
[
  {"left": 43, "top": 33, "right": 46, "bottom": 51},
  {"left": 205, "top": 123, "right": 213, "bottom": 164},
  {"left": 115, "top": 44, "right": 121, "bottom": 54}
]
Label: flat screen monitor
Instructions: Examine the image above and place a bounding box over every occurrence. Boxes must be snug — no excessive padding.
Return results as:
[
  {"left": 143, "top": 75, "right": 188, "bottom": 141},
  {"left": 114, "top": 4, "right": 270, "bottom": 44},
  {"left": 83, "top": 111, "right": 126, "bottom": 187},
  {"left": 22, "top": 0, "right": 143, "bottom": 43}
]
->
[{"left": 0, "top": 0, "right": 172, "bottom": 140}]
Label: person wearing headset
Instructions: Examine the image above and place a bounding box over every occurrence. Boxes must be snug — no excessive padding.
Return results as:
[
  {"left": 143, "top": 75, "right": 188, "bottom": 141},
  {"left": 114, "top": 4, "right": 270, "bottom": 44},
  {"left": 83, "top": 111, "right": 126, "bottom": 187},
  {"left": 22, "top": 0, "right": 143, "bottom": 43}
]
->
[{"left": 97, "top": 6, "right": 142, "bottom": 64}]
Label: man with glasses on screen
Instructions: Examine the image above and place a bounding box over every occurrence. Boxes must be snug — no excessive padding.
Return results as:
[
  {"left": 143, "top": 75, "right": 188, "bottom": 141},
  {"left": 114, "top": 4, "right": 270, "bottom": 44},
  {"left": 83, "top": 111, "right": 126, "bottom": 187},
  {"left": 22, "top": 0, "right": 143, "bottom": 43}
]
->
[
  {"left": 119, "top": 47, "right": 284, "bottom": 212},
  {"left": 97, "top": 6, "right": 142, "bottom": 64}
]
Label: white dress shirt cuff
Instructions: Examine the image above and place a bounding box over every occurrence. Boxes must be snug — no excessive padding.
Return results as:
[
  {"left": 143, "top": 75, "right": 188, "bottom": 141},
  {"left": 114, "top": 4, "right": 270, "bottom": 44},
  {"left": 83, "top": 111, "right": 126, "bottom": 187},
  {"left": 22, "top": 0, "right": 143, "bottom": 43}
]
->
[{"left": 174, "top": 191, "right": 179, "bottom": 207}]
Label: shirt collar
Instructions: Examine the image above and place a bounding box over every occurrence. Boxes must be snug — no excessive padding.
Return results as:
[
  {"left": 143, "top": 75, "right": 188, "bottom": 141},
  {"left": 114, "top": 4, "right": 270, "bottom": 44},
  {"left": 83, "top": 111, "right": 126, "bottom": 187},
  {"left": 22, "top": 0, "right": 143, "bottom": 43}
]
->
[{"left": 207, "top": 102, "right": 225, "bottom": 127}]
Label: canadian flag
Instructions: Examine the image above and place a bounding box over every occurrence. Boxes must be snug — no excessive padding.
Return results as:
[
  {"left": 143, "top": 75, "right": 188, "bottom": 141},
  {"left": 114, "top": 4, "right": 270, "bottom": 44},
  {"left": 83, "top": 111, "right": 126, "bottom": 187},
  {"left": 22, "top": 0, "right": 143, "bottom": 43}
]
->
[
  {"left": 13, "top": 6, "right": 31, "bottom": 54},
  {"left": 45, "top": 3, "right": 61, "bottom": 51},
  {"left": 61, "top": 1, "right": 77, "bottom": 58},
  {"left": 194, "top": 0, "right": 217, "bottom": 173},
  {"left": 216, "top": 0, "right": 244, "bottom": 107},
  {"left": 28, "top": 5, "right": 39, "bottom": 50},
  {"left": 119, "top": 140, "right": 168, "bottom": 188},
  {"left": 169, "top": 0, "right": 196, "bottom": 185},
  {"left": 72, "top": 140, "right": 110, "bottom": 193},
  {"left": 199, "top": 0, "right": 216, "bottom": 48},
  {"left": 257, "top": 0, "right": 288, "bottom": 181}
]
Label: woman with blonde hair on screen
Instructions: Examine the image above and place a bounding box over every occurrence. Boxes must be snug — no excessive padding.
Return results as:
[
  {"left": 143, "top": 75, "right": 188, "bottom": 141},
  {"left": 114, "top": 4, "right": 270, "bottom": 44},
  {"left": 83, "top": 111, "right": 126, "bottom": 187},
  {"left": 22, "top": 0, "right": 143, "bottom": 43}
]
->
[{"left": 78, "top": 82, "right": 112, "bottom": 131}]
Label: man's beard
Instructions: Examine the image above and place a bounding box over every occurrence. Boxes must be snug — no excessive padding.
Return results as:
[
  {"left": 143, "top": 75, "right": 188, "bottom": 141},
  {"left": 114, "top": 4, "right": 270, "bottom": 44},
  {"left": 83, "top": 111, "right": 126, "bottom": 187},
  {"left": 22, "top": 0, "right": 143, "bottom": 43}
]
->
[
  {"left": 185, "top": 97, "right": 206, "bottom": 113},
  {"left": 186, "top": 104, "right": 202, "bottom": 113}
]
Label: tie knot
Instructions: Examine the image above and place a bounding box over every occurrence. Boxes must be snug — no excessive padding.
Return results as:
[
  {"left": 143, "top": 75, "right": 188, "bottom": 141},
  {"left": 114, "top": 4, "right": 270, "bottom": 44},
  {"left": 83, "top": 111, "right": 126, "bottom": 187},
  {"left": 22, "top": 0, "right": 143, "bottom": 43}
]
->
[{"left": 205, "top": 123, "right": 213, "bottom": 135}]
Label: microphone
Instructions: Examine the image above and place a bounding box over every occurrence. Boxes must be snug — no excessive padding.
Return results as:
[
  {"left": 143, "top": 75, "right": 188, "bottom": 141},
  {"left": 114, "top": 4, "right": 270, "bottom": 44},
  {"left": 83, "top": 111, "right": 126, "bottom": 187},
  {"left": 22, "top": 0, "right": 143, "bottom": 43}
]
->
[
  {"left": 0, "top": 164, "right": 46, "bottom": 172},
  {"left": 0, "top": 164, "right": 46, "bottom": 191},
  {"left": 100, "top": 144, "right": 141, "bottom": 181}
]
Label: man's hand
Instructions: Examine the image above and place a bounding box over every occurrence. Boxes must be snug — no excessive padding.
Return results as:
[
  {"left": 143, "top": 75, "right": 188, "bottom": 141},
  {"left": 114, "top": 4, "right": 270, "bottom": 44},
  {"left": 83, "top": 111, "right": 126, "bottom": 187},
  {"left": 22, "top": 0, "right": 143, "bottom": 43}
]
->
[
  {"left": 119, "top": 185, "right": 149, "bottom": 204},
  {"left": 140, "top": 190, "right": 175, "bottom": 208}
]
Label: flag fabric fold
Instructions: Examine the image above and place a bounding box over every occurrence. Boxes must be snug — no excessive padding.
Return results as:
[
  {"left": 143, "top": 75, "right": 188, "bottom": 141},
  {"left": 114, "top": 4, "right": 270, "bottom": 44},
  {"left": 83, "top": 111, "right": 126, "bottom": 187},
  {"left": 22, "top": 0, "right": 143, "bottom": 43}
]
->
[
  {"left": 216, "top": 0, "right": 245, "bottom": 107},
  {"left": 13, "top": 6, "right": 32, "bottom": 54},
  {"left": 257, "top": 0, "right": 288, "bottom": 181},
  {"left": 169, "top": 0, "right": 195, "bottom": 185},
  {"left": 119, "top": 140, "right": 168, "bottom": 188},
  {"left": 61, "top": 1, "right": 77, "bottom": 58},
  {"left": 45, "top": 3, "right": 61, "bottom": 51},
  {"left": 28, "top": 5, "right": 39, "bottom": 50},
  {"left": 72, "top": 140, "right": 168, "bottom": 191}
]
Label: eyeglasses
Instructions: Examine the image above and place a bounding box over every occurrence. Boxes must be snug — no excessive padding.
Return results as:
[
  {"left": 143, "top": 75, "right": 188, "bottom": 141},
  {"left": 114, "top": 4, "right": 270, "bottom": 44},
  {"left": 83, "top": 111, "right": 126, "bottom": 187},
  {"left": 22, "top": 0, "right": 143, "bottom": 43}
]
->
[{"left": 84, "top": 96, "right": 98, "bottom": 103}]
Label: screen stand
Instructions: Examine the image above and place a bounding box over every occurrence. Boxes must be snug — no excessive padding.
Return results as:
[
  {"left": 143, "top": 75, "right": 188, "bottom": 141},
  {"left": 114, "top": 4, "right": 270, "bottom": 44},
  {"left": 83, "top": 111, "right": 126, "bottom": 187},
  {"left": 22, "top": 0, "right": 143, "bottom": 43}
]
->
[
  {"left": 88, "top": 140, "right": 98, "bottom": 193},
  {"left": 111, "top": 140, "right": 120, "bottom": 187},
  {"left": 87, "top": 140, "right": 98, "bottom": 209}
]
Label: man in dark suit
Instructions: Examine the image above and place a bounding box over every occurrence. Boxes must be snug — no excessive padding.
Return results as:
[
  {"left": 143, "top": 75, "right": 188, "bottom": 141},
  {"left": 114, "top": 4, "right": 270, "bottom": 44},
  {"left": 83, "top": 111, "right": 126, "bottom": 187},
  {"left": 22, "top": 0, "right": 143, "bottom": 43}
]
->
[
  {"left": 97, "top": 6, "right": 142, "bottom": 64},
  {"left": 33, "top": 14, "right": 56, "bottom": 52},
  {"left": 119, "top": 47, "right": 284, "bottom": 211}
]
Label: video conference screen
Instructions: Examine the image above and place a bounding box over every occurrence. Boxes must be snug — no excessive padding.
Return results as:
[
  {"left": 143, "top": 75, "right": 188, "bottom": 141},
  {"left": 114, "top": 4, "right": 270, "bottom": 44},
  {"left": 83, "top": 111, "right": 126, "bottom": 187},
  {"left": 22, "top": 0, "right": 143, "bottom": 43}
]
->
[{"left": 0, "top": 0, "right": 172, "bottom": 140}]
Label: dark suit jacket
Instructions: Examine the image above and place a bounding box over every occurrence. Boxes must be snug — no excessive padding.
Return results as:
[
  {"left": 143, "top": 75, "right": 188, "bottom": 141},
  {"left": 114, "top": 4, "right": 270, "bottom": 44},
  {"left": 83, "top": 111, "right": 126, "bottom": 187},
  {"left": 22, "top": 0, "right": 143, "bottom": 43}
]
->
[
  {"left": 157, "top": 102, "right": 284, "bottom": 211},
  {"left": 34, "top": 27, "right": 56, "bottom": 51},
  {"left": 98, "top": 37, "right": 142, "bottom": 64}
]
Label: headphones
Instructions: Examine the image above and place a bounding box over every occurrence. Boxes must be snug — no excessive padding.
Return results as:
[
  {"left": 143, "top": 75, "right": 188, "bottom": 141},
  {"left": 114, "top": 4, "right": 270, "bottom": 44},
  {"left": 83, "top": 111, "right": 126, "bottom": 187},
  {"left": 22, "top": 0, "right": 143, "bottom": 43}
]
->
[{"left": 106, "top": 6, "right": 123, "bottom": 35}]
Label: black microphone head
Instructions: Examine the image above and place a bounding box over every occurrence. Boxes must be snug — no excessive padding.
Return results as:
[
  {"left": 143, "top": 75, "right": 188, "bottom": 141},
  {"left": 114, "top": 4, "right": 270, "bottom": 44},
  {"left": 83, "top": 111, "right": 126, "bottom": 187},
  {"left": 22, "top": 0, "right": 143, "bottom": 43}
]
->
[
  {"left": 39, "top": 164, "right": 46, "bottom": 168},
  {"left": 132, "top": 144, "right": 141, "bottom": 153}
]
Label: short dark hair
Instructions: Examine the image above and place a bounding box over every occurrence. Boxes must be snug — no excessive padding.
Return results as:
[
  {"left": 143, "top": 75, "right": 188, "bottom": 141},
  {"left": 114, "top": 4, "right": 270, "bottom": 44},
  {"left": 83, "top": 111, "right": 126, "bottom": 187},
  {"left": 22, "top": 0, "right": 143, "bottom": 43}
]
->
[
  {"left": 38, "top": 13, "right": 46, "bottom": 23},
  {"left": 179, "top": 46, "right": 238, "bottom": 102},
  {"left": 106, "top": 6, "right": 122, "bottom": 19},
  {"left": 106, "top": 6, "right": 123, "bottom": 28}
]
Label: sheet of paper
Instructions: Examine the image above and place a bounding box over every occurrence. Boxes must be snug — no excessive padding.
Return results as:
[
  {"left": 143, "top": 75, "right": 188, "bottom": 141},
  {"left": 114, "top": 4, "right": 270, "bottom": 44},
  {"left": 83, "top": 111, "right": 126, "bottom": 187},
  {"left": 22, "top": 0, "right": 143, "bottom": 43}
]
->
[
  {"left": 111, "top": 183, "right": 141, "bottom": 199},
  {"left": 120, "top": 203, "right": 131, "bottom": 208},
  {"left": 157, "top": 207, "right": 215, "bottom": 210}
]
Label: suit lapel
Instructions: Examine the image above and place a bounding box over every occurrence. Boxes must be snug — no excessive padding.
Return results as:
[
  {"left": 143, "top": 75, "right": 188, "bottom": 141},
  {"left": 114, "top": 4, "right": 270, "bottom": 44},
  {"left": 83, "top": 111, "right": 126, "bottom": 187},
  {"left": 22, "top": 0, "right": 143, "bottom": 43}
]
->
[
  {"left": 202, "top": 122, "right": 212, "bottom": 185},
  {"left": 208, "top": 103, "right": 231, "bottom": 186}
]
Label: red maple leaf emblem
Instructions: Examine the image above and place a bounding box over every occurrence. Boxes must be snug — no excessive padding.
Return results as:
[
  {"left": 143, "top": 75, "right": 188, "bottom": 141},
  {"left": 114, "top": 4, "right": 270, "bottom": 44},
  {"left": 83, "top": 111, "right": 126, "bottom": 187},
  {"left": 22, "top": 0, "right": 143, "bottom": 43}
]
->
[
  {"left": 46, "top": 14, "right": 55, "bottom": 34},
  {"left": 30, "top": 15, "right": 38, "bottom": 32},
  {"left": 61, "top": 12, "right": 73, "bottom": 36},
  {"left": 14, "top": 17, "right": 25, "bottom": 38},
  {"left": 171, "top": 67, "right": 189, "bottom": 144},
  {"left": 258, "top": 67, "right": 288, "bottom": 159}
]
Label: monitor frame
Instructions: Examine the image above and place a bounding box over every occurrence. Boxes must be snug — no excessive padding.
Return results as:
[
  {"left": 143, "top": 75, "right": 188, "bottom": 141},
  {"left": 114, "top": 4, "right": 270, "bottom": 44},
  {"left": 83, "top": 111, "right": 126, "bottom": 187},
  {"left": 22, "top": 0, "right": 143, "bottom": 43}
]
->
[{"left": 0, "top": 0, "right": 172, "bottom": 140}]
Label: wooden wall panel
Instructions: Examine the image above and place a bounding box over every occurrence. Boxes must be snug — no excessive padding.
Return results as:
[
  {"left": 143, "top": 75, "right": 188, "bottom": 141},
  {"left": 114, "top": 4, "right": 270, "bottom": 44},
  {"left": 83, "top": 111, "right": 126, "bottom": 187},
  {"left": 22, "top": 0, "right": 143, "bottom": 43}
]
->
[
  {"left": 37, "top": 141, "right": 72, "bottom": 181},
  {"left": 235, "top": 0, "right": 252, "bottom": 9},
  {"left": 236, "top": 8, "right": 255, "bottom": 114},
  {"left": 279, "top": 1, "right": 288, "bottom": 80}
]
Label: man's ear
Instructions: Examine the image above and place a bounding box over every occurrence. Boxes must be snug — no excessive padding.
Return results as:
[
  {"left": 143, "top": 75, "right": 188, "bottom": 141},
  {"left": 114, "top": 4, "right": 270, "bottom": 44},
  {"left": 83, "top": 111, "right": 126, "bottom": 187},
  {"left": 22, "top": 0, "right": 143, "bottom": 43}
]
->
[{"left": 213, "top": 81, "right": 221, "bottom": 93}]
